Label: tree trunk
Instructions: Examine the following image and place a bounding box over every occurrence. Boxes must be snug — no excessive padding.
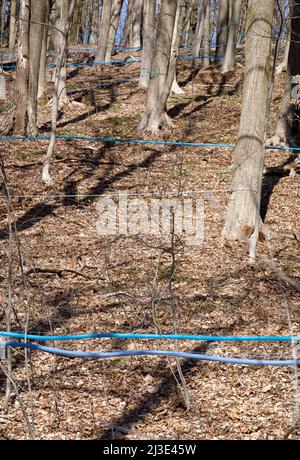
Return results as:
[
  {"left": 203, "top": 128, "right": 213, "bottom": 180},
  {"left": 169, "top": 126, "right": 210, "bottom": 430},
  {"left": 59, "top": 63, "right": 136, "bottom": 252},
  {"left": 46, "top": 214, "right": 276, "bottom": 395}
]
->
[
  {"left": 38, "top": 0, "right": 51, "bottom": 100},
  {"left": 81, "top": 0, "right": 91, "bottom": 44},
  {"left": 27, "top": 0, "right": 47, "bottom": 135},
  {"left": 90, "top": 0, "right": 100, "bottom": 44},
  {"left": 222, "top": 0, "right": 243, "bottom": 72},
  {"left": 105, "top": 0, "right": 123, "bottom": 61},
  {"left": 139, "top": 0, "right": 180, "bottom": 132},
  {"left": 202, "top": 0, "right": 211, "bottom": 67},
  {"left": 139, "top": 0, "right": 155, "bottom": 89},
  {"left": 42, "top": 0, "right": 77, "bottom": 185},
  {"left": 9, "top": 0, "right": 17, "bottom": 50},
  {"left": 95, "top": 0, "right": 112, "bottom": 61},
  {"left": 193, "top": 0, "right": 207, "bottom": 60},
  {"left": 131, "top": 0, "right": 143, "bottom": 48},
  {"left": 215, "top": 0, "right": 229, "bottom": 63},
  {"left": 123, "top": 0, "right": 133, "bottom": 47},
  {"left": 268, "top": 0, "right": 300, "bottom": 146},
  {"left": 52, "top": 0, "right": 71, "bottom": 106},
  {"left": 14, "top": 0, "right": 30, "bottom": 135},
  {"left": 223, "top": 0, "right": 275, "bottom": 259}
]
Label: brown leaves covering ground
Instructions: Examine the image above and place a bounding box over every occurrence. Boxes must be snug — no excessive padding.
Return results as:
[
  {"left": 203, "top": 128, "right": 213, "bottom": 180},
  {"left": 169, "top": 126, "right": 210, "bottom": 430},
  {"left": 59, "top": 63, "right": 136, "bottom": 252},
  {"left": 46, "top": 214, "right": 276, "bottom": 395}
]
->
[{"left": 0, "top": 49, "right": 299, "bottom": 440}]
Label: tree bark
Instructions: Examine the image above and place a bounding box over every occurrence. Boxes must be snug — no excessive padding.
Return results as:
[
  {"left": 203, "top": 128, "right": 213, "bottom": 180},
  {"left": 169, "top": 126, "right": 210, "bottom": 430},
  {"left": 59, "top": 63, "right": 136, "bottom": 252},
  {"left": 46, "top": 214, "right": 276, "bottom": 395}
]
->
[
  {"left": 193, "top": 0, "right": 207, "bottom": 60},
  {"left": 131, "top": 0, "right": 143, "bottom": 48},
  {"left": 38, "top": 0, "right": 51, "bottom": 100},
  {"left": 8, "top": 0, "right": 17, "bottom": 50},
  {"left": 223, "top": 0, "right": 275, "bottom": 259},
  {"left": 222, "top": 0, "right": 243, "bottom": 72},
  {"left": 215, "top": 0, "right": 229, "bottom": 63},
  {"left": 139, "top": 0, "right": 180, "bottom": 132},
  {"left": 90, "top": 0, "right": 100, "bottom": 44},
  {"left": 202, "top": 0, "right": 211, "bottom": 67},
  {"left": 42, "top": 0, "right": 77, "bottom": 184},
  {"left": 14, "top": 0, "right": 30, "bottom": 135},
  {"left": 139, "top": 0, "right": 155, "bottom": 89},
  {"left": 105, "top": 0, "right": 123, "bottom": 61},
  {"left": 95, "top": 0, "right": 112, "bottom": 61}
]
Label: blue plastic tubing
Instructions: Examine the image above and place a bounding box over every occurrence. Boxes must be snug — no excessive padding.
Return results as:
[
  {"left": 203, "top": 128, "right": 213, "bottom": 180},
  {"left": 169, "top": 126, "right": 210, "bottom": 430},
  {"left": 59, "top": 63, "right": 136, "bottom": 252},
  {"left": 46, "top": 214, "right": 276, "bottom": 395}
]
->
[
  {"left": 6, "top": 341, "right": 300, "bottom": 366},
  {"left": 1, "top": 331, "right": 300, "bottom": 342},
  {"left": 0, "top": 134, "right": 300, "bottom": 152}
]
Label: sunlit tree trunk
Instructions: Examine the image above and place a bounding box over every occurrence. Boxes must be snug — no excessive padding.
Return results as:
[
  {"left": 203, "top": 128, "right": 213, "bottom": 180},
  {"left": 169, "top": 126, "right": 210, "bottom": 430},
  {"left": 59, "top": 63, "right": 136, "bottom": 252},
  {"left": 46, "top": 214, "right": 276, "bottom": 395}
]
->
[
  {"left": 215, "top": 0, "right": 229, "bottom": 63},
  {"left": 139, "top": 0, "right": 180, "bottom": 132},
  {"left": 139, "top": 0, "right": 155, "bottom": 88},
  {"left": 222, "top": 0, "right": 243, "bottom": 72},
  {"left": 131, "top": 0, "right": 143, "bottom": 48},
  {"left": 90, "top": 0, "right": 100, "bottom": 44},
  {"left": 42, "top": 0, "right": 77, "bottom": 184},
  {"left": 105, "top": 0, "right": 123, "bottom": 61},
  {"left": 193, "top": 0, "right": 207, "bottom": 60},
  {"left": 9, "top": 0, "right": 17, "bottom": 50},
  {"left": 14, "top": 0, "right": 30, "bottom": 135},
  {"left": 95, "top": 0, "right": 112, "bottom": 61},
  {"left": 223, "top": 0, "right": 275, "bottom": 260}
]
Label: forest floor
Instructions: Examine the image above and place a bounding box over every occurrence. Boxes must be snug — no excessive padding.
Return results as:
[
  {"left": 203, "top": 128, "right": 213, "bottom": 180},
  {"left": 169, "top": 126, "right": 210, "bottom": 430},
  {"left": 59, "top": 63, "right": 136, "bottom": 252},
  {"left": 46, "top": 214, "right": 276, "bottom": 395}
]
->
[{"left": 0, "top": 48, "right": 299, "bottom": 440}]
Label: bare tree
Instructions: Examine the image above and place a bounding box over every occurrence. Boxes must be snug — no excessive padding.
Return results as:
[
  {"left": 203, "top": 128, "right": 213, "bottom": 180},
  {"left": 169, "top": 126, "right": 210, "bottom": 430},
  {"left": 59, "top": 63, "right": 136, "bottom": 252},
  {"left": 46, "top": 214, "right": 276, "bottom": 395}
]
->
[
  {"left": 222, "top": 0, "right": 243, "bottom": 72},
  {"left": 223, "top": 0, "right": 276, "bottom": 260},
  {"left": 215, "top": 0, "right": 229, "bottom": 63},
  {"left": 139, "top": 0, "right": 156, "bottom": 89},
  {"left": 9, "top": 0, "right": 17, "bottom": 50},
  {"left": 95, "top": 0, "right": 112, "bottom": 61},
  {"left": 14, "top": 0, "right": 30, "bottom": 135},
  {"left": 139, "top": 0, "right": 181, "bottom": 132},
  {"left": 131, "top": 0, "right": 144, "bottom": 48},
  {"left": 42, "top": 0, "right": 77, "bottom": 185},
  {"left": 14, "top": 0, "right": 47, "bottom": 135},
  {"left": 95, "top": 0, "right": 122, "bottom": 62}
]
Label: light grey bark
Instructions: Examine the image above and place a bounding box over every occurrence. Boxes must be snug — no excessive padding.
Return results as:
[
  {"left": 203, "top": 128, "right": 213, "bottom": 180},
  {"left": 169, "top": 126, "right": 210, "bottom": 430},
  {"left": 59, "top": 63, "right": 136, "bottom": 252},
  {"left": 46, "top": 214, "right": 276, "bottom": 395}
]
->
[
  {"left": 223, "top": 0, "right": 275, "bottom": 259},
  {"left": 139, "top": 0, "right": 155, "bottom": 89},
  {"left": 215, "top": 0, "right": 229, "bottom": 63},
  {"left": 14, "top": 0, "right": 30, "bottom": 134},
  {"left": 14, "top": 0, "right": 46, "bottom": 135},
  {"left": 90, "top": 0, "right": 100, "bottom": 44},
  {"left": 9, "top": 0, "right": 17, "bottom": 50},
  {"left": 222, "top": 0, "right": 243, "bottom": 72},
  {"left": 42, "top": 0, "right": 77, "bottom": 185},
  {"left": 95, "top": 0, "right": 112, "bottom": 61},
  {"left": 105, "top": 0, "right": 123, "bottom": 61},
  {"left": 131, "top": 0, "right": 143, "bottom": 48},
  {"left": 139, "top": 0, "right": 180, "bottom": 132},
  {"left": 38, "top": 1, "right": 50, "bottom": 99},
  {"left": 193, "top": 0, "right": 207, "bottom": 60},
  {"left": 202, "top": 0, "right": 211, "bottom": 67},
  {"left": 52, "top": 0, "right": 71, "bottom": 106}
]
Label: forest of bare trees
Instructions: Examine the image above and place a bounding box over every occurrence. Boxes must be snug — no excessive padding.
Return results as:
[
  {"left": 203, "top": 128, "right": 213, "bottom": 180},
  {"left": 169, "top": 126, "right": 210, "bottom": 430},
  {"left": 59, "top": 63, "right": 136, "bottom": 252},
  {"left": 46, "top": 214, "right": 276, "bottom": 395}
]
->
[{"left": 0, "top": 0, "right": 299, "bottom": 443}]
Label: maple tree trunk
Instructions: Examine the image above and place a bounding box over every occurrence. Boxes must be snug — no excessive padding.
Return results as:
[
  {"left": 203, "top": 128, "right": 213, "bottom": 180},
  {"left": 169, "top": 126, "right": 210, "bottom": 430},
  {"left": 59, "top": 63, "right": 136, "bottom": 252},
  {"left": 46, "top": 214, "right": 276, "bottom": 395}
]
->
[
  {"left": 105, "top": 0, "right": 123, "bottom": 62},
  {"left": 223, "top": 0, "right": 275, "bottom": 258},
  {"left": 131, "top": 0, "right": 143, "bottom": 48},
  {"left": 139, "top": 0, "right": 180, "bottom": 132},
  {"left": 215, "top": 0, "right": 229, "bottom": 63},
  {"left": 139, "top": 0, "right": 155, "bottom": 89},
  {"left": 14, "top": 0, "right": 30, "bottom": 135},
  {"left": 222, "top": 0, "right": 243, "bottom": 72},
  {"left": 8, "top": 0, "right": 17, "bottom": 50},
  {"left": 95, "top": 0, "right": 112, "bottom": 61}
]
